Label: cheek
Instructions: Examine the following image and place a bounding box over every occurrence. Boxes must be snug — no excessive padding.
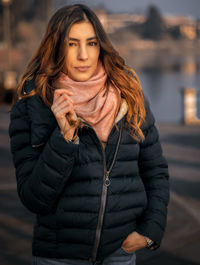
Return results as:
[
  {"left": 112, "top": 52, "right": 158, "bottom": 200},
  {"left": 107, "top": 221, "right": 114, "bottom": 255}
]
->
[
  {"left": 65, "top": 51, "right": 74, "bottom": 66},
  {"left": 92, "top": 49, "right": 100, "bottom": 64},
  {"left": 96, "top": 48, "right": 100, "bottom": 59}
]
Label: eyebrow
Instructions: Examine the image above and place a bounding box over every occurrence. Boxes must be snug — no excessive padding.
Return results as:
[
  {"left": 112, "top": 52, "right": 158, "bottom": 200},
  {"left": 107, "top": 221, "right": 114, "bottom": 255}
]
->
[{"left": 68, "top": 37, "right": 98, "bottom": 42}]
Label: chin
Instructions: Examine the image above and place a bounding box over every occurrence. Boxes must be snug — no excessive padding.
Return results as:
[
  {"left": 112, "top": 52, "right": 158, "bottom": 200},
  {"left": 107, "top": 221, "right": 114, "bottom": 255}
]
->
[{"left": 71, "top": 73, "right": 93, "bottom": 82}]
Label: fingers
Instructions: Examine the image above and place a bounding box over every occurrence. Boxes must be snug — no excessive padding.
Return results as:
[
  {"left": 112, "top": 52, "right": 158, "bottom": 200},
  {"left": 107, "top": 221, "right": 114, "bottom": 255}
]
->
[
  {"left": 51, "top": 89, "right": 78, "bottom": 131},
  {"left": 53, "top": 94, "right": 73, "bottom": 108},
  {"left": 122, "top": 246, "right": 138, "bottom": 253},
  {"left": 53, "top": 99, "right": 74, "bottom": 117},
  {"left": 52, "top": 91, "right": 74, "bottom": 111},
  {"left": 52, "top": 96, "right": 78, "bottom": 123},
  {"left": 53, "top": 89, "right": 73, "bottom": 103},
  {"left": 54, "top": 105, "right": 75, "bottom": 120},
  {"left": 52, "top": 100, "right": 70, "bottom": 114}
]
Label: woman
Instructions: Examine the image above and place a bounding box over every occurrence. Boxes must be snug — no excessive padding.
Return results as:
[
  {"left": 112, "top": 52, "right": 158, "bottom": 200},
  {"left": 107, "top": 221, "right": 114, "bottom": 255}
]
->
[{"left": 9, "top": 4, "right": 169, "bottom": 265}]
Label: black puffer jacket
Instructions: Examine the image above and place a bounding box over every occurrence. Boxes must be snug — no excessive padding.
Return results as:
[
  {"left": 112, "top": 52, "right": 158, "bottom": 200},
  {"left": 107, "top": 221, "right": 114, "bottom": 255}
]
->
[{"left": 9, "top": 80, "right": 169, "bottom": 262}]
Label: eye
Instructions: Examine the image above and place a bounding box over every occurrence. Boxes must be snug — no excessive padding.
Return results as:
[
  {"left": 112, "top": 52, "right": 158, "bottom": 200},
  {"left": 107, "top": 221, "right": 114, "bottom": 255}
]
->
[
  {"left": 88, "top": 41, "right": 98, "bottom": 46},
  {"left": 68, "top": 42, "right": 76, "bottom": 47}
]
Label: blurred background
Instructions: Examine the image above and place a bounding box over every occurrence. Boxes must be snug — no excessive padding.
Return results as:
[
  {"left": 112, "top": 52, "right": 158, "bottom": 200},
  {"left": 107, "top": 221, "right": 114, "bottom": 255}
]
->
[{"left": 0, "top": 0, "right": 200, "bottom": 265}]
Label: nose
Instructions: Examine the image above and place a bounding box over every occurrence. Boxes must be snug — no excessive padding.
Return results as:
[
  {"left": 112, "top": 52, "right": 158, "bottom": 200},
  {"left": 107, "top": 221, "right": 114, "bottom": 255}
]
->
[{"left": 77, "top": 44, "right": 88, "bottom": 61}]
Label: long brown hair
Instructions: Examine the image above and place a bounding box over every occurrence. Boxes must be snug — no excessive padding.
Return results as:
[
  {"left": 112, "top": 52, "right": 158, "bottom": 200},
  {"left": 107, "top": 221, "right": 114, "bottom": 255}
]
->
[{"left": 16, "top": 4, "right": 146, "bottom": 142}]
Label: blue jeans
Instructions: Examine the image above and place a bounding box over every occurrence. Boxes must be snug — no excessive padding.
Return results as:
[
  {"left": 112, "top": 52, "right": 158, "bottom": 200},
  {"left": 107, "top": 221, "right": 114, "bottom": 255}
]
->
[{"left": 31, "top": 247, "right": 136, "bottom": 265}]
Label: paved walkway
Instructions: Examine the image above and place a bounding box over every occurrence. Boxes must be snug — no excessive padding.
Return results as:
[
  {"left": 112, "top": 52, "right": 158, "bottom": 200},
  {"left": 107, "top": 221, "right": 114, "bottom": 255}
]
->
[{"left": 0, "top": 104, "right": 200, "bottom": 265}]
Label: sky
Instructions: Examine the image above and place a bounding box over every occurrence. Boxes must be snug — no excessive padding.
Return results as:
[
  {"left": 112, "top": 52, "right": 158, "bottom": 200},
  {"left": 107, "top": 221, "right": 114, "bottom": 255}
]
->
[{"left": 56, "top": 0, "right": 200, "bottom": 19}]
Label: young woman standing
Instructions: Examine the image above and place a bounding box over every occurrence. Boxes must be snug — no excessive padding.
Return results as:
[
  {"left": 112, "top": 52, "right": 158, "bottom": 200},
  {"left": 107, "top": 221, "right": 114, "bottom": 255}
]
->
[{"left": 9, "top": 4, "right": 169, "bottom": 265}]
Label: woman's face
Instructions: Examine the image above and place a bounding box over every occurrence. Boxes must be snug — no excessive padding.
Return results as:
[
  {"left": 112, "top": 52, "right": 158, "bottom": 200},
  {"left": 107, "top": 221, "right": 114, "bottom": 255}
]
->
[{"left": 64, "top": 20, "right": 100, "bottom": 82}]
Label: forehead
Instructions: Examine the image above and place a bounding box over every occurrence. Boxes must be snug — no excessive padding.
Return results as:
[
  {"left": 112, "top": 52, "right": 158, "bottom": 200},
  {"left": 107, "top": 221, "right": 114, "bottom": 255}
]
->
[{"left": 68, "top": 21, "right": 96, "bottom": 38}]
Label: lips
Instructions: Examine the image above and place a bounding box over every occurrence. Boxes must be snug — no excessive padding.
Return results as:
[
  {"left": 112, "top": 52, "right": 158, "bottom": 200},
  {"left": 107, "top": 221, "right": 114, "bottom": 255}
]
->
[{"left": 75, "top": 66, "right": 90, "bottom": 72}]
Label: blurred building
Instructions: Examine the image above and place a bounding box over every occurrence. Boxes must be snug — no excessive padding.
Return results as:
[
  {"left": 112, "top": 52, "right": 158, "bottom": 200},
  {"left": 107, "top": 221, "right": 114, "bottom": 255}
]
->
[
  {"left": 95, "top": 9, "right": 198, "bottom": 40},
  {"left": 95, "top": 9, "right": 145, "bottom": 34},
  {"left": 0, "top": 2, "right": 200, "bottom": 103},
  {"left": 165, "top": 15, "right": 197, "bottom": 40}
]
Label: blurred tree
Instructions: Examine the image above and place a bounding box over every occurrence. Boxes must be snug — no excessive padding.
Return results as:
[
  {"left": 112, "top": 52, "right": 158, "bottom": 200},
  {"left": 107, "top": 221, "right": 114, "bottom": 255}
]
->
[{"left": 143, "top": 5, "right": 166, "bottom": 40}]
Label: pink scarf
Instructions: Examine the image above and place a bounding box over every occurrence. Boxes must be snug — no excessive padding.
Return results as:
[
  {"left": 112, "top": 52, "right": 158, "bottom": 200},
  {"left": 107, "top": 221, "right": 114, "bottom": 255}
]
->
[{"left": 57, "top": 60, "right": 121, "bottom": 142}]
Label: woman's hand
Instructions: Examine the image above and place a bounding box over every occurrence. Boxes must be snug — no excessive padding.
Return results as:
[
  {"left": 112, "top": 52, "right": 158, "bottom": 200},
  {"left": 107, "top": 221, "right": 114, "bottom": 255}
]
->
[
  {"left": 51, "top": 89, "right": 78, "bottom": 141},
  {"left": 121, "top": 231, "right": 147, "bottom": 253}
]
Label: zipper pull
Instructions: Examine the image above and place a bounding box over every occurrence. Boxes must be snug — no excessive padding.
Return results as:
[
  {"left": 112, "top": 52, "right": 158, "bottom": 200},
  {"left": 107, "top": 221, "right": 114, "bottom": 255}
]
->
[{"left": 104, "top": 170, "right": 111, "bottom": 187}]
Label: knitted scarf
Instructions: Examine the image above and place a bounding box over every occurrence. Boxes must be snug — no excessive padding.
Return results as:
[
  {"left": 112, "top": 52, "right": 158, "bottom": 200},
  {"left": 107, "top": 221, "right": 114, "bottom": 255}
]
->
[{"left": 57, "top": 60, "right": 121, "bottom": 142}]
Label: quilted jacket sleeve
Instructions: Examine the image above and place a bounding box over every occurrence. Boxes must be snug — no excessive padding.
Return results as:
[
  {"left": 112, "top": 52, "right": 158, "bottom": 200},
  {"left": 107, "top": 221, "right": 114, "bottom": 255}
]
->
[
  {"left": 135, "top": 99, "right": 170, "bottom": 248},
  {"left": 9, "top": 99, "right": 78, "bottom": 215}
]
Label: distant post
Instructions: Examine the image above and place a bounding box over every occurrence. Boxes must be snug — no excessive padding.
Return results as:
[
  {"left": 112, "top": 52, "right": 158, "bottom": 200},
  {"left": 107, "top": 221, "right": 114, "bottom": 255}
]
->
[
  {"left": 182, "top": 88, "right": 200, "bottom": 124},
  {"left": 2, "top": 0, "right": 12, "bottom": 70},
  {"left": 46, "top": 0, "right": 54, "bottom": 25},
  {"left": 1, "top": 0, "right": 17, "bottom": 103}
]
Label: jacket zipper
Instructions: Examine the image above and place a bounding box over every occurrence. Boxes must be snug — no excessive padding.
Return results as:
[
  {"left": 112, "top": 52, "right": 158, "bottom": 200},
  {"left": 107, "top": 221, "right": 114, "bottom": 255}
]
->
[
  {"left": 31, "top": 142, "right": 45, "bottom": 148},
  {"left": 88, "top": 121, "right": 123, "bottom": 263}
]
